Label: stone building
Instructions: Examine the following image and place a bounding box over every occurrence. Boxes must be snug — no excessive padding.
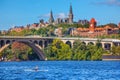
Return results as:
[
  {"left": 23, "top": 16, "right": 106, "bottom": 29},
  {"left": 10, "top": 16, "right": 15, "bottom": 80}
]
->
[
  {"left": 54, "top": 27, "right": 63, "bottom": 37},
  {"left": 78, "top": 20, "right": 89, "bottom": 25},
  {"left": 68, "top": 4, "right": 73, "bottom": 24},
  {"left": 49, "top": 4, "right": 74, "bottom": 24},
  {"left": 10, "top": 26, "right": 24, "bottom": 32},
  {"left": 49, "top": 10, "right": 54, "bottom": 24},
  {"left": 70, "top": 18, "right": 120, "bottom": 37}
]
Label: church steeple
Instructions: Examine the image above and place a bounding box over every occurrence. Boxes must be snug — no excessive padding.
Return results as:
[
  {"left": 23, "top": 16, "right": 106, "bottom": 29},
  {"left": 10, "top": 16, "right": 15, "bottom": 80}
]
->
[
  {"left": 69, "top": 4, "right": 73, "bottom": 14},
  {"left": 49, "top": 10, "right": 54, "bottom": 24},
  {"left": 69, "top": 4, "right": 73, "bottom": 24}
]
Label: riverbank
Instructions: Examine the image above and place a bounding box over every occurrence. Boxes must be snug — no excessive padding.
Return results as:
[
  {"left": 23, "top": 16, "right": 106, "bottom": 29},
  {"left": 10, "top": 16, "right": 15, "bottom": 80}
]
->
[{"left": 102, "top": 54, "right": 120, "bottom": 61}]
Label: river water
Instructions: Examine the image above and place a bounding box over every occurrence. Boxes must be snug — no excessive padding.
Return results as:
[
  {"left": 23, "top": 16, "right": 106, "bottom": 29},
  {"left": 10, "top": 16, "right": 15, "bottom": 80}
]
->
[{"left": 0, "top": 61, "right": 120, "bottom": 80}]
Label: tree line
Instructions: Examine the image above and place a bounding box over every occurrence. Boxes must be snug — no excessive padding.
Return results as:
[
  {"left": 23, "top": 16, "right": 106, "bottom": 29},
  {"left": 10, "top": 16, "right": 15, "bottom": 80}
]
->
[{"left": 44, "top": 39, "right": 108, "bottom": 61}]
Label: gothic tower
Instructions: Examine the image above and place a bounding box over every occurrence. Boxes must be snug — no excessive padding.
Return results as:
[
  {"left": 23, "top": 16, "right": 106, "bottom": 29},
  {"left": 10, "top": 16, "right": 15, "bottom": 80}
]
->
[
  {"left": 49, "top": 10, "right": 54, "bottom": 24},
  {"left": 68, "top": 4, "right": 73, "bottom": 24}
]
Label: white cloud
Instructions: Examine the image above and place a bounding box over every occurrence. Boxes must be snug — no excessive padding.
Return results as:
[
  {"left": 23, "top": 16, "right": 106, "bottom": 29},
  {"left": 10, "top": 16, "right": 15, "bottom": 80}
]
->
[
  {"left": 38, "top": 13, "right": 50, "bottom": 19},
  {"left": 93, "top": 0, "right": 120, "bottom": 6},
  {"left": 56, "top": 13, "right": 67, "bottom": 18}
]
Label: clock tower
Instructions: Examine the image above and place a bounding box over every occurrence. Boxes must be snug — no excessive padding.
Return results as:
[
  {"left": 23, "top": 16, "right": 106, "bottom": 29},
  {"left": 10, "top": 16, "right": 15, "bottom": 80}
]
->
[{"left": 89, "top": 18, "right": 96, "bottom": 32}]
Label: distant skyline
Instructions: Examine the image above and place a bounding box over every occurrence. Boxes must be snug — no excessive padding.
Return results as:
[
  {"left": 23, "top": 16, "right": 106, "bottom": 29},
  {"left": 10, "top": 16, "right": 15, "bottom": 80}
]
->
[{"left": 0, "top": 0, "right": 120, "bottom": 30}]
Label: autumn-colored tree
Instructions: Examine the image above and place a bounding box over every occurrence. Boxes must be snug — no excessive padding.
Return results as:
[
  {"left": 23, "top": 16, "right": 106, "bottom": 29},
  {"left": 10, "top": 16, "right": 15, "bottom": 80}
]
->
[
  {"left": 12, "top": 42, "right": 30, "bottom": 60},
  {"left": 11, "top": 42, "right": 40, "bottom": 61},
  {"left": 12, "top": 42, "right": 29, "bottom": 53}
]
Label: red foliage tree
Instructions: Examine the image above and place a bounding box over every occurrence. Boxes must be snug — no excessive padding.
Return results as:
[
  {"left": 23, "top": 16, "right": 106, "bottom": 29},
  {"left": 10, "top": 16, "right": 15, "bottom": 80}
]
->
[{"left": 12, "top": 42, "right": 30, "bottom": 60}]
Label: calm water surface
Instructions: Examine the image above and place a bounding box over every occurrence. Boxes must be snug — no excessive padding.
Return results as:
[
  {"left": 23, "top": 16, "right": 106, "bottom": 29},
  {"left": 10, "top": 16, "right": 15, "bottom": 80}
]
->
[{"left": 0, "top": 61, "right": 120, "bottom": 80}]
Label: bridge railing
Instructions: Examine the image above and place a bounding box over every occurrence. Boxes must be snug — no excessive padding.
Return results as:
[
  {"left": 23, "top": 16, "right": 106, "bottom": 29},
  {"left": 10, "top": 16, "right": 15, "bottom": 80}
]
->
[{"left": 0, "top": 36, "right": 120, "bottom": 42}]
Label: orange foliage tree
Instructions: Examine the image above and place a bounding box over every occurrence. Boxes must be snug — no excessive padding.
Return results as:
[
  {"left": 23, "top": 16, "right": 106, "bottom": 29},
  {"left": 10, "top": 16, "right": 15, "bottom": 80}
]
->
[{"left": 12, "top": 42, "right": 31, "bottom": 60}]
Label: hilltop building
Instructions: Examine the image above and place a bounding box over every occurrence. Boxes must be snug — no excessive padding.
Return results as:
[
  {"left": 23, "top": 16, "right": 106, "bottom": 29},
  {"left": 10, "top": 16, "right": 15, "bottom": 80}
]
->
[
  {"left": 119, "top": 22, "right": 120, "bottom": 28},
  {"left": 70, "top": 18, "right": 120, "bottom": 37},
  {"left": 49, "top": 4, "right": 74, "bottom": 24},
  {"left": 68, "top": 4, "right": 73, "bottom": 24},
  {"left": 78, "top": 19, "right": 89, "bottom": 25},
  {"left": 10, "top": 26, "right": 24, "bottom": 32},
  {"left": 89, "top": 18, "right": 97, "bottom": 33},
  {"left": 49, "top": 10, "right": 54, "bottom": 24}
]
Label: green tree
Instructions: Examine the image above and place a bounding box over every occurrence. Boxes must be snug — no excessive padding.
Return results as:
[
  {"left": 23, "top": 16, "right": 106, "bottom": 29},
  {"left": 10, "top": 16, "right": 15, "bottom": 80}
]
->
[
  {"left": 111, "top": 45, "right": 116, "bottom": 55},
  {"left": 44, "top": 39, "right": 72, "bottom": 60},
  {"left": 116, "top": 46, "right": 120, "bottom": 55}
]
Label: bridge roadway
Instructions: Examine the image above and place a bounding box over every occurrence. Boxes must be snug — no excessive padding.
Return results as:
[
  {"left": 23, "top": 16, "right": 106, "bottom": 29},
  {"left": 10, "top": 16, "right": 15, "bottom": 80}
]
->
[
  {"left": 0, "top": 36, "right": 120, "bottom": 60},
  {"left": 1, "top": 36, "right": 120, "bottom": 48},
  {"left": 0, "top": 36, "right": 120, "bottom": 42}
]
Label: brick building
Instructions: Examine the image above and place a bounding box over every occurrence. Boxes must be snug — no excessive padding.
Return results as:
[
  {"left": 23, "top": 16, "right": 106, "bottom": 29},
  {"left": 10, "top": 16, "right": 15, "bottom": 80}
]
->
[
  {"left": 71, "top": 18, "right": 120, "bottom": 37},
  {"left": 10, "top": 26, "right": 24, "bottom": 32}
]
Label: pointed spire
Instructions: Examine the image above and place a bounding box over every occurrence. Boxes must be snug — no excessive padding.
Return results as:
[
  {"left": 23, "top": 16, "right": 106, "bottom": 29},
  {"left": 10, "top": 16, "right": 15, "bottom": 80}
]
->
[
  {"left": 69, "top": 3, "right": 73, "bottom": 14},
  {"left": 49, "top": 10, "right": 54, "bottom": 24},
  {"left": 69, "top": 3, "right": 73, "bottom": 24},
  {"left": 50, "top": 10, "right": 53, "bottom": 17}
]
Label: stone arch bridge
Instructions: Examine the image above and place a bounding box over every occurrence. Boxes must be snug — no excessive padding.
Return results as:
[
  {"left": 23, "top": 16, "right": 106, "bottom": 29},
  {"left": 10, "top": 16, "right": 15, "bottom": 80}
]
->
[{"left": 0, "top": 36, "right": 120, "bottom": 60}]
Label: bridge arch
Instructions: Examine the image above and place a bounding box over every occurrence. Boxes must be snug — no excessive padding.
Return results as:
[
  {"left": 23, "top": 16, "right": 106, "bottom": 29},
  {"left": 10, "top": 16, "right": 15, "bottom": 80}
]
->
[
  {"left": 88, "top": 42, "right": 94, "bottom": 45},
  {"left": 66, "top": 41, "right": 72, "bottom": 48},
  {"left": 81, "top": 42, "right": 86, "bottom": 45},
  {"left": 44, "top": 40, "right": 48, "bottom": 47},
  {"left": 34, "top": 40, "right": 38, "bottom": 44},
  {"left": 39, "top": 41, "right": 43, "bottom": 47},
  {"left": 104, "top": 43, "right": 111, "bottom": 50},
  {"left": 0, "top": 40, "right": 45, "bottom": 60},
  {"left": 6, "top": 40, "right": 11, "bottom": 44}
]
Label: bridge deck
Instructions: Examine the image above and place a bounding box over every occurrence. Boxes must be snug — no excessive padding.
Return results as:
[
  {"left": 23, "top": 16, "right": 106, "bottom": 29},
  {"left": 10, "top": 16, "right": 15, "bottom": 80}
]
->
[{"left": 0, "top": 36, "right": 120, "bottom": 42}]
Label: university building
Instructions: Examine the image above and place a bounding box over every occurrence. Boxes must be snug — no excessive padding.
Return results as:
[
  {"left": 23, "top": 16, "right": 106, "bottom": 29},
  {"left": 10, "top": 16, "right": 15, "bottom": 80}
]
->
[
  {"left": 49, "top": 4, "right": 73, "bottom": 24},
  {"left": 71, "top": 18, "right": 120, "bottom": 37}
]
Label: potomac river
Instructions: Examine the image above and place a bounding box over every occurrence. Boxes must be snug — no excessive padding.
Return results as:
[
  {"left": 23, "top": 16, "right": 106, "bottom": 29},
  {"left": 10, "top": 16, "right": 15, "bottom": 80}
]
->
[{"left": 0, "top": 61, "right": 120, "bottom": 80}]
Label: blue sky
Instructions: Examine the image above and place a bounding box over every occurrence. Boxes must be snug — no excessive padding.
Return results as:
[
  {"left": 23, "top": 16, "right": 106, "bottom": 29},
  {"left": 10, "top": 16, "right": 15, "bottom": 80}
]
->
[{"left": 0, "top": 0, "right": 120, "bottom": 30}]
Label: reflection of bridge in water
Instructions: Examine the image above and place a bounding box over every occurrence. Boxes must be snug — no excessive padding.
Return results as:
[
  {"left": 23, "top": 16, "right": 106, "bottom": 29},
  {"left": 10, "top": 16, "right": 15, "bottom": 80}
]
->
[{"left": 0, "top": 36, "right": 120, "bottom": 60}]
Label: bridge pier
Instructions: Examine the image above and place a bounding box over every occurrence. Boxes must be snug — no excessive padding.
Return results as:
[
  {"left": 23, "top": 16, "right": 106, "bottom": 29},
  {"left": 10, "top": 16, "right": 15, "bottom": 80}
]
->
[
  {"left": 101, "top": 42, "right": 113, "bottom": 50},
  {"left": 101, "top": 42, "right": 104, "bottom": 49},
  {"left": 42, "top": 40, "right": 45, "bottom": 48}
]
